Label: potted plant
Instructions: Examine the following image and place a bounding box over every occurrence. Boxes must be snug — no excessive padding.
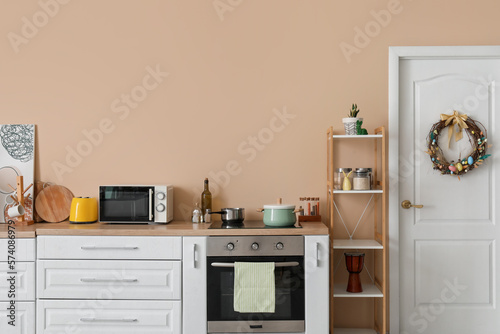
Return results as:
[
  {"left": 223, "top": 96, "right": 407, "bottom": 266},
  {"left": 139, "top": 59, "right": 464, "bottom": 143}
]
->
[{"left": 342, "top": 103, "right": 362, "bottom": 135}]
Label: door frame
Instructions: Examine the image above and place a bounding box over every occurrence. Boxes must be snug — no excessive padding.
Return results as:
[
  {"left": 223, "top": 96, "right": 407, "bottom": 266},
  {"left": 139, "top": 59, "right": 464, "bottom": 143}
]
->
[{"left": 388, "top": 45, "right": 500, "bottom": 333}]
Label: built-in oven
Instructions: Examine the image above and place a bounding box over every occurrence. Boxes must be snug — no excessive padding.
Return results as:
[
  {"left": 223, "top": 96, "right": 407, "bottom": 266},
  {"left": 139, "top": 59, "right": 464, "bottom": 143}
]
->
[{"left": 207, "top": 236, "right": 305, "bottom": 333}]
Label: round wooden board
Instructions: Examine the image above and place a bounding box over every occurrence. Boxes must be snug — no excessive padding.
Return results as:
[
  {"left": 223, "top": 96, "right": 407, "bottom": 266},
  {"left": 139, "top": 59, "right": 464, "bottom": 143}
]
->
[{"left": 35, "top": 185, "right": 74, "bottom": 223}]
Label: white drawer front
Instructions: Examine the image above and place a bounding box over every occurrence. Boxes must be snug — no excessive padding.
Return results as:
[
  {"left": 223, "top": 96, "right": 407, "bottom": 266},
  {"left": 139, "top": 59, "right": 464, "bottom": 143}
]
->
[
  {"left": 0, "top": 239, "right": 35, "bottom": 261},
  {"left": 0, "top": 301, "right": 35, "bottom": 334},
  {"left": 37, "top": 300, "right": 181, "bottom": 334},
  {"left": 37, "top": 260, "right": 181, "bottom": 300},
  {"left": 37, "top": 236, "right": 182, "bottom": 260},
  {"left": 0, "top": 262, "right": 35, "bottom": 301}
]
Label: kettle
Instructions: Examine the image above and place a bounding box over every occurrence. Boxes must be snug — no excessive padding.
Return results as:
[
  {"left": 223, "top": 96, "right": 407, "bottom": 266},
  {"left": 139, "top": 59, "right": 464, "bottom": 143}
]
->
[{"left": 69, "top": 197, "right": 98, "bottom": 224}]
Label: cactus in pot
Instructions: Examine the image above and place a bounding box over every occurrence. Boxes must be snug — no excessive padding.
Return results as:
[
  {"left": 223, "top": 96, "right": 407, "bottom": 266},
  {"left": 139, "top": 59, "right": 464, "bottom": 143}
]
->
[{"left": 342, "top": 103, "right": 363, "bottom": 135}]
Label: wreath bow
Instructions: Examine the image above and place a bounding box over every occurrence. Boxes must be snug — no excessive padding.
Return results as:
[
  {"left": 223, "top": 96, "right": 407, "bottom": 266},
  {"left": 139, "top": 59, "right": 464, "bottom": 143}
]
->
[{"left": 440, "top": 110, "right": 468, "bottom": 148}]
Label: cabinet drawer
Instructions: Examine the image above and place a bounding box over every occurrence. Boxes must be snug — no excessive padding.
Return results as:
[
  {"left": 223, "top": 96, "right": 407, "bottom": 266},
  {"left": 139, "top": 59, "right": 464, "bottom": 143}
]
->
[
  {"left": 37, "top": 300, "right": 181, "bottom": 334},
  {"left": 0, "top": 262, "right": 35, "bottom": 301},
  {"left": 37, "top": 236, "right": 182, "bottom": 260},
  {"left": 0, "top": 239, "right": 35, "bottom": 261},
  {"left": 37, "top": 260, "right": 181, "bottom": 300},
  {"left": 0, "top": 301, "right": 35, "bottom": 334}
]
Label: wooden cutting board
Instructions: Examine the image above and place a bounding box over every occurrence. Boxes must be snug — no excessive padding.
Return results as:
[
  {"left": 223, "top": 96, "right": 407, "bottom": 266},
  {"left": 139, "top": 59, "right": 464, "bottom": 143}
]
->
[{"left": 35, "top": 185, "right": 74, "bottom": 223}]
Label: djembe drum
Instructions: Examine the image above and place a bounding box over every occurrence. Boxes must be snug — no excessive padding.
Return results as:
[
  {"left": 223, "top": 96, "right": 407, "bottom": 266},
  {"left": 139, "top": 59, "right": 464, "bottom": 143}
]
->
[{"left": 344, "top": 252, "right": 365, "bottom": 293}]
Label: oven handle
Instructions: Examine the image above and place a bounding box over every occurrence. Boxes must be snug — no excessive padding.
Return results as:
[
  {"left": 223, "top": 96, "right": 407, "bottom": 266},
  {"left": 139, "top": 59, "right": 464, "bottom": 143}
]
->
[{"left": 210, "top": 261, "right": 299, "bottom": 268}]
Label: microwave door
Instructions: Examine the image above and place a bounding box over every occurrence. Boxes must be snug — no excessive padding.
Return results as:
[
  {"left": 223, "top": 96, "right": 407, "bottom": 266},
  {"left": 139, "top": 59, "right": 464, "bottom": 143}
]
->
[{"left": 100, "top": 186, "right": 154, "bottom": 222}]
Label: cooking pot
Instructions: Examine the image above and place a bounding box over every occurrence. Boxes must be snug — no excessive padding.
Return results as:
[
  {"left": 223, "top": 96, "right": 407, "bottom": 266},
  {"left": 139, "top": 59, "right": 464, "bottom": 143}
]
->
[
  {"left": 258, "top": 204, "right": 302, "bottom": 227},
  {"left": 211, "top": 208, "right": 245, "bottom": 224}
]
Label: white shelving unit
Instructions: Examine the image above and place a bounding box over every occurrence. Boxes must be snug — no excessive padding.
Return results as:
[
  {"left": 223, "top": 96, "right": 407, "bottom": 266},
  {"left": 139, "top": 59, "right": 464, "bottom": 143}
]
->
[
  {"left": 332, "top": 189, "right": 383, "bottom": 194},
  {"left": 332, "top": 239, "right": 383, "bottom": 250},
  {"left": 327, "top": 127, "right": 387, "bottom": 334},
  {"left": 333, "top": 284, "right": 383, "bottom": 298},
  {"left": 334, "top": 328, "right": 377, "bottom": 334}
]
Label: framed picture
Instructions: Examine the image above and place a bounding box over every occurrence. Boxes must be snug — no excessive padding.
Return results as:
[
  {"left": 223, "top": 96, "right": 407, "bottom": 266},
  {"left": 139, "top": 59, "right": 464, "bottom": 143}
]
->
[{"left": 0, "top": 124, "right": 35, "bottom": 223}]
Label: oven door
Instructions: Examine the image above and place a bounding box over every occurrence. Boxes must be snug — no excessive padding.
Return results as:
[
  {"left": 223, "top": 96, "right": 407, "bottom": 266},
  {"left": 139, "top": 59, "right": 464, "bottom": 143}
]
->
[
  {"left": 207, "top": 256, "right": 305, "bottom": 333},
  {"left": 99, "top": 186, "right": 154, "bottom": 223}
]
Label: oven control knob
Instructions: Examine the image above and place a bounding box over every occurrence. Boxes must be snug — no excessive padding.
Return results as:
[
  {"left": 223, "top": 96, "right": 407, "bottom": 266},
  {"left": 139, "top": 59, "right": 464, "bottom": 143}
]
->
[
  {"left": 251, "top": 242, "right": 259, "bottom": 250},
  {"left": 226, "top": 243, "right": 235, "bottom": 251},
  {"left": 156, "top": 203, "right": 166, "bottom": 212},
  {"left": 276, "top": 242, "right": 284, "bottom": 250},
  {"left": 156, "top": 192, "right": 166, "bottom": 200}
]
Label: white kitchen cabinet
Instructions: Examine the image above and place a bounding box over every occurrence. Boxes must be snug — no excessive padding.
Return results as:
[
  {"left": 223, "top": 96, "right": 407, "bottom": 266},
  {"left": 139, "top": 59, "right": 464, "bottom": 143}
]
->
[
  {"left": 37, "top": 299, "right": 180, "bottom": 334},
  {"left": 0, "top": 239, "right": 35, "bottom": 261},
  {"left": 0, "top": 238, "right": 36, "bottom": 334},
  {"left": 37, "top": 235, "right": 182, "bottom": 260},
  {"left": 182, "top": 236, "right": 207, "bottom": 334},
  {"left": 304, "top": 235, "right": 330, "bottom": 334},
  {"left": 37, "top": 260, "right": 181, "bottom": 300},
  {"left": 0, "top": 301, "right": 35, "bottom": 334},
  {"left": 37, "top": 235, "right": 182, "bottom": 334},
  {"left": 0, "top": 262, "right": 35, "bottom": 301}
]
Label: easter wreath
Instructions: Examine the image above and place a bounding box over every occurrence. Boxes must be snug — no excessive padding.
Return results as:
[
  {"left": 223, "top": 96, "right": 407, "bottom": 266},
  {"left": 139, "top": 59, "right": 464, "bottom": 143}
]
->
[{"left": 426, "top": 111, "right": 491, "bottom": 179}]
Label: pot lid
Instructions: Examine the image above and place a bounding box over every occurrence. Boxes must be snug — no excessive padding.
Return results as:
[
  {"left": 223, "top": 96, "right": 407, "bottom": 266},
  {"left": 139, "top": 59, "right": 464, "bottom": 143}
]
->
[{"left": 263, "top": 204, "right": 295, "bottom": 210}]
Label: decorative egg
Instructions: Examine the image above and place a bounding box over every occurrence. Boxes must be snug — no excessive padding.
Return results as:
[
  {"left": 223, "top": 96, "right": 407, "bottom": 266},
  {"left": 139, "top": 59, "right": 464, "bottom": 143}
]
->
[
  {"left": 468, "top": 156, "right": 474, "bottom": 165},
  {"left": 456, "top": 163, "right": 463, "bottom": 171},
  {"left": 449, "top": 165, "right": 457, "bottom": 172},
  {"left": 472, "top": 131, "right": 475, "bottom": 134}
]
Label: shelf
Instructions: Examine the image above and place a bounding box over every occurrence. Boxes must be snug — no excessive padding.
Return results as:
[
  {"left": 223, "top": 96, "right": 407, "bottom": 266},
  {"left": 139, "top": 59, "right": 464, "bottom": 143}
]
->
[
  {"left": 332, "top": 189, "right": 383, "bottom": 194},
  {"left": 327, "top": 126, "right": 387, "bottom": 333},
  {"left": 333, "top": 239, "right": 383, "bottom": 249},
  {"left": 333, "top": 284, "right": 383, "bottom": 298},
  {"left": 334, "top": 329, "right": 377, "bottom": 334},
  {"left": 331, "top": 134, "right": 383, "bottom": 139}
]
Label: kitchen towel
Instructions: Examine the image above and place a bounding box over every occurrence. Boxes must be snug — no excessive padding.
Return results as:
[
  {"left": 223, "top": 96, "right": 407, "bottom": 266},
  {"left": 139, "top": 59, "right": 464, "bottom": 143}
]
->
[{"left": 234, "top": 262, "right": 275, "bottom": 313}]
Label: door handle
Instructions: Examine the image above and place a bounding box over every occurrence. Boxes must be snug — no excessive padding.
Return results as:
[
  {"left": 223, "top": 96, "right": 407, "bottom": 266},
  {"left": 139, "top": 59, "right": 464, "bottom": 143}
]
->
[
  {"left": 193, "top": 243, "right": 197, "bottom": 269},
  {"left": 316, "top": 242, "right": 320, "bottom": 267},
  {"left": 401, "top": 200, "right": 423, "bottom": 209}
]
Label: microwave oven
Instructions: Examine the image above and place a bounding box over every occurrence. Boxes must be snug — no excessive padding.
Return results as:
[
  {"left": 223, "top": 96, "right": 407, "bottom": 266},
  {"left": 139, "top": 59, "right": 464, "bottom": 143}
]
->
[{"left": 99, "top": 185, "right": 173, "bottom": 224}]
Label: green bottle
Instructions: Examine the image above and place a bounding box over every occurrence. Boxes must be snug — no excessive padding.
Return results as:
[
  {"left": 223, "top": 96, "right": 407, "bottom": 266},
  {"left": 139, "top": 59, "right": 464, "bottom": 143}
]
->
[{"left": 201, "top": 178, "right": 212, "bottom": 219}]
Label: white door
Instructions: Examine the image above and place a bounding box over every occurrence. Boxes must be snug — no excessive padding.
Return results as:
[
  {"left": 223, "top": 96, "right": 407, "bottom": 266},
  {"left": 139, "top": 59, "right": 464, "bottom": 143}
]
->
[{"left": 389, "top": 46, "right": 500, "bottom": 334}]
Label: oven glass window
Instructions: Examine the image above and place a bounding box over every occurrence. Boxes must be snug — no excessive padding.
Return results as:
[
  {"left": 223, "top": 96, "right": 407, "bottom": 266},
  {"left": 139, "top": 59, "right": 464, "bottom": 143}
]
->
[
  {"left": 99, "top": 186, "right": 153, "bottom": 221},
  {"left": 207, "top": 256, "right": 305, "bottom": 322}
]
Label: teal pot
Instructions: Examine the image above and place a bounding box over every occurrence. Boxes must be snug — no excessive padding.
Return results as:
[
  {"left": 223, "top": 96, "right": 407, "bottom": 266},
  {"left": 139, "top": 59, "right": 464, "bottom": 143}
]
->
[{"left": 259, "top": 204, "right": 298, "bottom": 227}]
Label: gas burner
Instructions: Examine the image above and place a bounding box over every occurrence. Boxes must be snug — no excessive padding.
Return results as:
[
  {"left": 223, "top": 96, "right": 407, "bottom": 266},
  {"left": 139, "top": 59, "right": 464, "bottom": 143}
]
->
[
  {"left": 220, "top": 221, "right": 244, "bottom": 229},
  {"left": 208, "top": 220, "right": 301, "bottom": 229}
]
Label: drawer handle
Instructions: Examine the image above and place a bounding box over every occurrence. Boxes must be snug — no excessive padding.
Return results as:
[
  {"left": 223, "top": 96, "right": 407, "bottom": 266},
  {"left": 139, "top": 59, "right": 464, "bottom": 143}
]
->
[
  {"left": 81, "top": 246, "right": 139, "bottom": 250},
  {"left": 80, "top": 318, "right": 138, "bottom": 323},
  {"left": 80, "top": 278, "right": 138, "bottom": 283}
]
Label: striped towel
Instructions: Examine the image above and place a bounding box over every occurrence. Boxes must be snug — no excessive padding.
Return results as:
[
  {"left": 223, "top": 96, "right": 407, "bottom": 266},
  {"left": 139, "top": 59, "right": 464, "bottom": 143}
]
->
[{"left": 234, "top": 262, "right": 275, "bottom": 313}]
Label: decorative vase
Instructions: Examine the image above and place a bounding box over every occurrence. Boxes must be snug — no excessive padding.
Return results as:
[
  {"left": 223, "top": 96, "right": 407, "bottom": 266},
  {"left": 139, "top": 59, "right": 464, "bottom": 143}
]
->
[{"left": 342, "top": 117, "right": 363, "bottom": 135}]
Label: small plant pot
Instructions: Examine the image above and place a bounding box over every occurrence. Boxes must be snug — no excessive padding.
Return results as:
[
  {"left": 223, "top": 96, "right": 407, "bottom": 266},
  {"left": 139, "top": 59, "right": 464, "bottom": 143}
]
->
[{"left": 342, "top": 117, "right": 363, "bottom": 135}]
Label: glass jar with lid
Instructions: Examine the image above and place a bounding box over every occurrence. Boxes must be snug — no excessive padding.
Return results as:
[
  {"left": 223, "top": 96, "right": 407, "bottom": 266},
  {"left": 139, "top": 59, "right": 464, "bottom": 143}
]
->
[
  {"left": 334, "top": 168, "right": 352, "bottom": 190},
  {"left": 353, "top": 168, "right": 372, "bottom": 190}
]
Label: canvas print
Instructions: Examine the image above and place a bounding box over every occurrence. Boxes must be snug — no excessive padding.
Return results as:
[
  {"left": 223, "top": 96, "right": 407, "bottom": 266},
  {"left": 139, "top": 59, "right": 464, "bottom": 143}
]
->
[{"left": 0, "top": 124, "right": 35, "bottom": 223}]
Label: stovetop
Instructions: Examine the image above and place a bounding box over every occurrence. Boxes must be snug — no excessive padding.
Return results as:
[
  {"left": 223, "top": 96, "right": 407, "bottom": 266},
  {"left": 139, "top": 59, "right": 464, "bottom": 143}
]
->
[{"left": 208, "top": 220, "right": 302, "bottom": 229}]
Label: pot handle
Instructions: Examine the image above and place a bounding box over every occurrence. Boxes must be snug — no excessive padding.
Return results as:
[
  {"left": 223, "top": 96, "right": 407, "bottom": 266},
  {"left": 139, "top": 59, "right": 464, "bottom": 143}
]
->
[
  {"left": 293, "top": 207, "right": 304, "bottom": 214},
  {"left": 256, "top": 208, "right": 264, "bottom": 212}
]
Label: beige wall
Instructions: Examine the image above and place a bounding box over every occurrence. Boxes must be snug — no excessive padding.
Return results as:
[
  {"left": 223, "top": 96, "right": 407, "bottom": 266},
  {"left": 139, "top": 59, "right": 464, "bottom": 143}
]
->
[{"left": 1, "top": 0, "right": 500, "bottom": 221}]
